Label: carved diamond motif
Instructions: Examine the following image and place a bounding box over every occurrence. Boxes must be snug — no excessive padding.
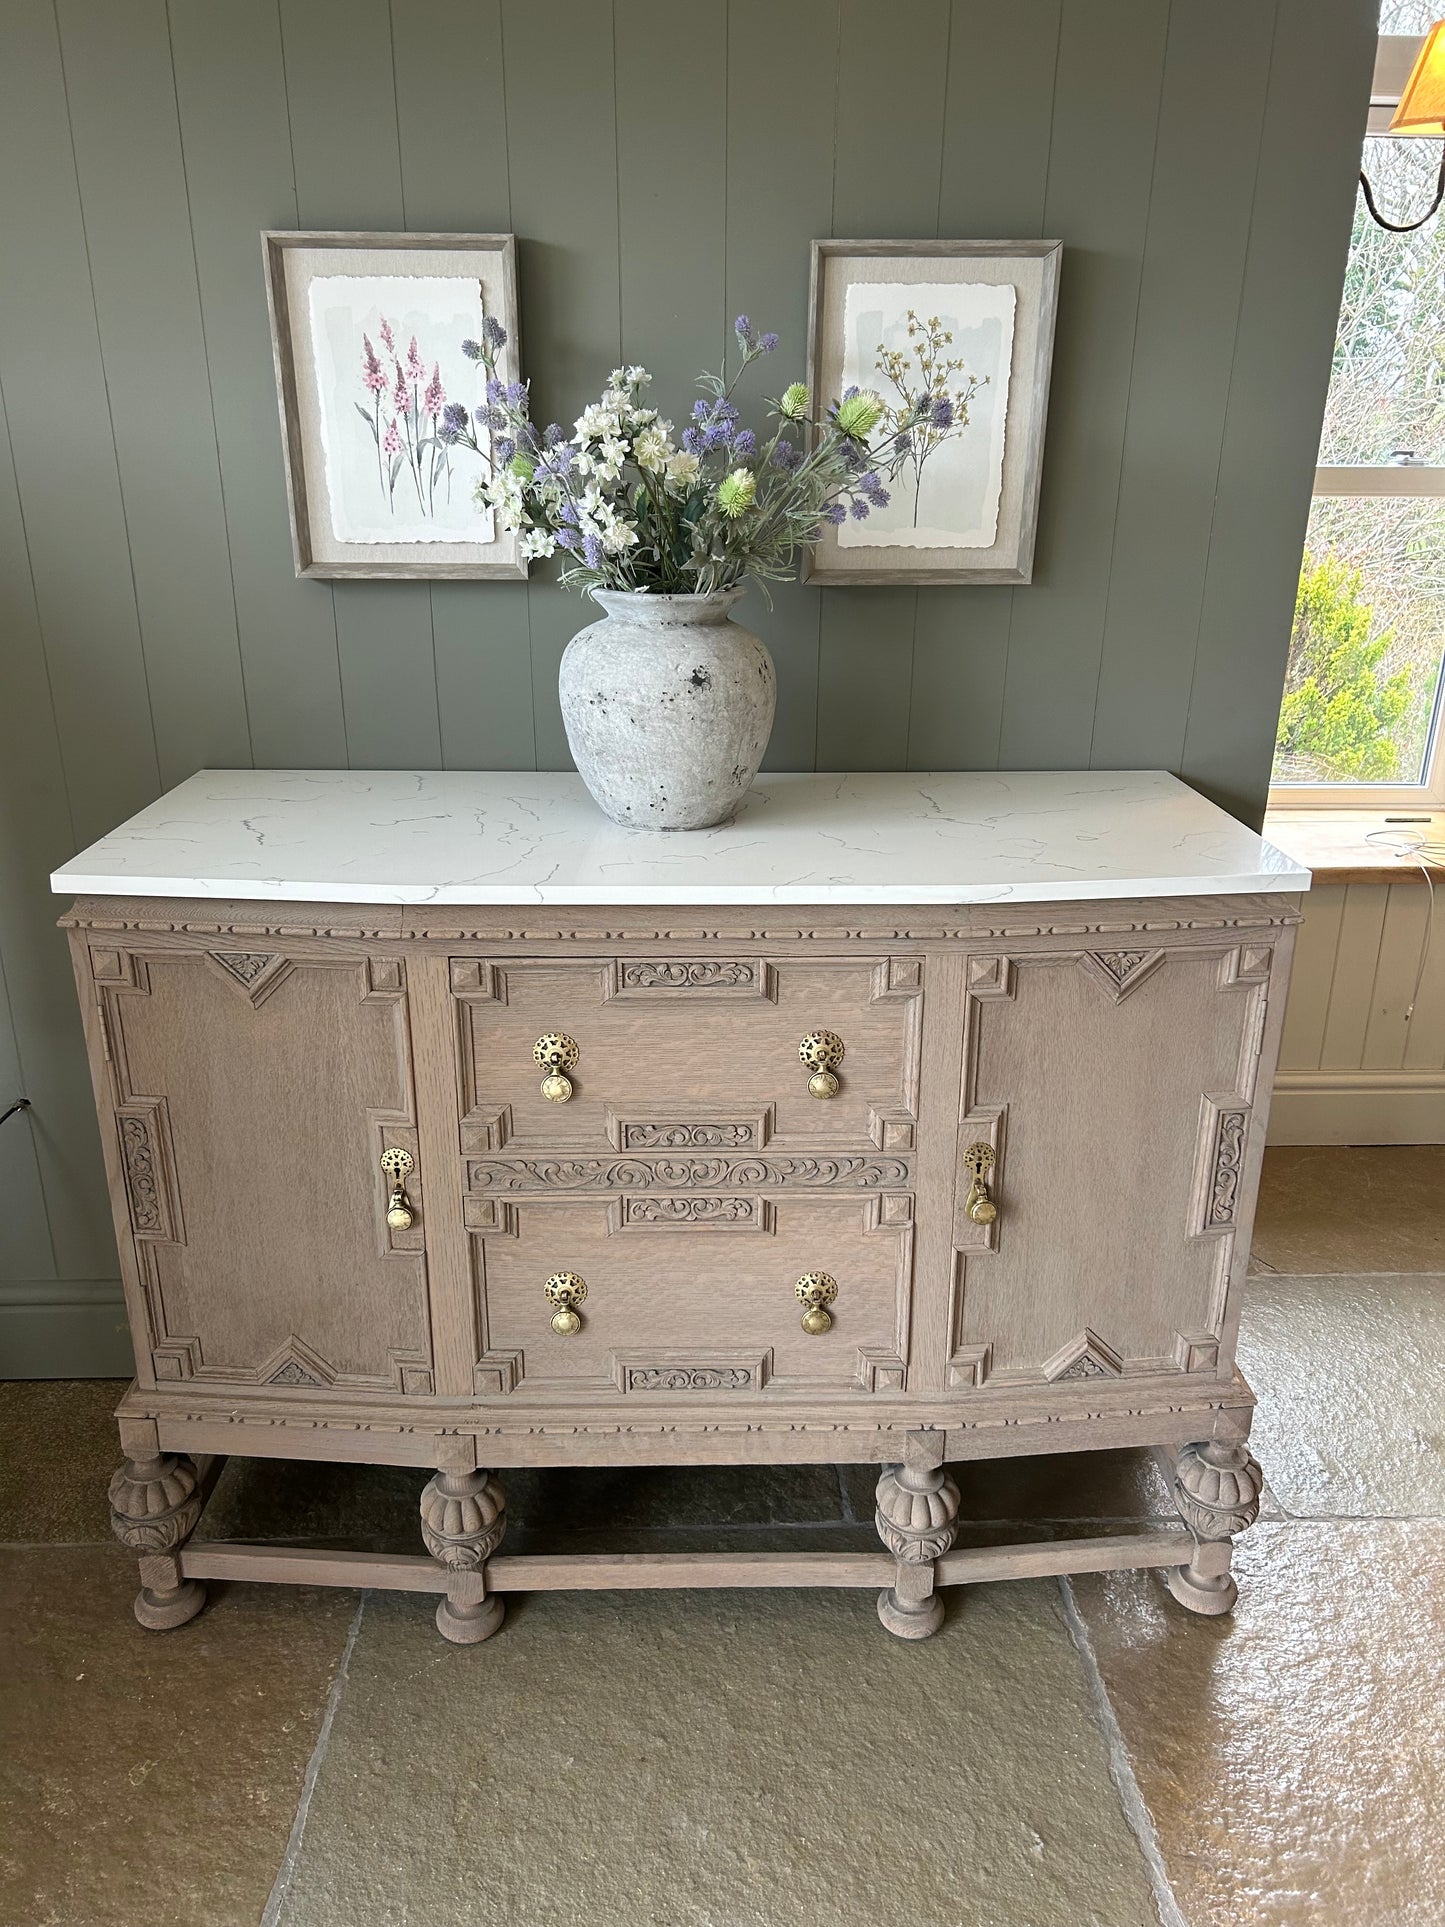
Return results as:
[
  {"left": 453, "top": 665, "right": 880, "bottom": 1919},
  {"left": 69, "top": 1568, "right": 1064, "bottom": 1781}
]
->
[
  {"left": 268, "top": 1359, "right": 322, "bottom": 1387},
  {"left": 209, "top": 952, "right": 276, "bottom": 986},
  {"left": 1043, "top": 1328, "right": 1124, "bottom": 1383},
  {"left": 1077, "top": 949, "right": 1167, "bottom": 1003}
]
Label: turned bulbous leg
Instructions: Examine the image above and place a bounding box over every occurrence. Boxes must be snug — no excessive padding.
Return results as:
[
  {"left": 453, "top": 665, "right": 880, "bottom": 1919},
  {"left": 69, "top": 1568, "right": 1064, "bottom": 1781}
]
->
[
  {"left": 108, "top": 1452, "right": 207, "bottom": 1630},
  {"left": 420, "top": 1467, "right": 507, "bottom": 1644},
  {"left": 1166, "top": 1437, "right": 1263, "bottom": 1616},
  {"left": 874, "top": 1457, "right": 960, "bottom": 1640}
]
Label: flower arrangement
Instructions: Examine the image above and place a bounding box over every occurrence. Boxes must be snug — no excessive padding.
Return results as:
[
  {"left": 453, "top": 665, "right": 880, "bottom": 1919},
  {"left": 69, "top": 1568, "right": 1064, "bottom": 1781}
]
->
[{"left": 450, "top": 315, "right": 948, "bottom": 596}]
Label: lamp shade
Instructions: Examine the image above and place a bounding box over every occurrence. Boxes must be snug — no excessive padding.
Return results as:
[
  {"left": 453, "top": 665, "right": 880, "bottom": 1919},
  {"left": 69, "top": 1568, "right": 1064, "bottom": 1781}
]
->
[{"left": 1389, "top": 22, "right": 1445, "bottom": 134}]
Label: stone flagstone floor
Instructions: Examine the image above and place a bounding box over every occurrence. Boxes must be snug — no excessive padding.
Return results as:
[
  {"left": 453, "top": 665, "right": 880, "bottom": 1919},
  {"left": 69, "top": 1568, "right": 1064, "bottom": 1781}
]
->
[{"left": 2, "top": 1144, "right": 1443, "bottom": 1926}]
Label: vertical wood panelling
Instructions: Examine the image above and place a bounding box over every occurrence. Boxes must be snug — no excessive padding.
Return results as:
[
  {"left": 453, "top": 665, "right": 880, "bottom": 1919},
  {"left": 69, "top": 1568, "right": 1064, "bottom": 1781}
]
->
[
  {"left": 0, "top": 0, "right": 1387, "bottom": 1366},
  {"left": 168, "top": 0, "right": 348, "bottom": 768},
  {"left": 280, "top": 0, "right": 441, "bottom": 769},
  {"left": 814, "top": 0, "right": 951, "bottom": 770},
  {"left": 502, "top": 0, "right": 622, "bottom": 768},
  {"left": 1320, "top": 883, "right": 1390, "bottom": 1069},
  {"left": 57, "top": 0, "right": 252, "bottom": 787},
  {"left": 726, "top": 0, "right": 839, "bottom": 770},
  {"left": 1362, "top": 882, "right": 1434, "bottom": 1069},
  {"left": 0, "top": 376, "right": 113, "bottom": 1283},
  {"left": 908, "top": 0, "right": 1063, "bottom": 771},
  {"left": 1088, "top": 0, "right": 1275, "bottom": 773},
  {"left": 1278, "top": 883, "right": 1347, "bottom": 1070},
  {"left": 1403, "top": 886, "right": 1445, "bottom": 1072},
  {"left": 996, "top": 0, "right": 1170, "bottom": 770},
  {"left": 0, "top": 0, "right": 160, "bottom": 845},
  {"left": 1181, "top": 0, "right": 1378, "bottom": 825}
]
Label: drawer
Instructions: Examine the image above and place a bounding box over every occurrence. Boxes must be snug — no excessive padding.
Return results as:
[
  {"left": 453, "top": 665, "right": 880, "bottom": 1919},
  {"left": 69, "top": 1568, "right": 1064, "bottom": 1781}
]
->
[
  {"left": 448, "top": 952, "right": 923, "bottom": 1155},
  {"left": 465, "top": 1190, "right": 914, "bottom": 1397}
]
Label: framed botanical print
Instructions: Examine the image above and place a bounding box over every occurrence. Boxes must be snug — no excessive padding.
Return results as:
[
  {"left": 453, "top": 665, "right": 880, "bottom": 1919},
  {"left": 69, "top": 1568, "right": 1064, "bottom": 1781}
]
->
[
  {"left": 263, "top": 230, "right": 523, "bottom": 579},
  {"left": 803, "top": 238, "right": 1062, "bottom": 586}
]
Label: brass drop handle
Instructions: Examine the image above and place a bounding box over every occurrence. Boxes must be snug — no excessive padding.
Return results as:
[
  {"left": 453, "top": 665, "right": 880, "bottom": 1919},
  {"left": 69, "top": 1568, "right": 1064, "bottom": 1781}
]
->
[
  {"left": 799, "top": 1029, "right": 845, "bottom": 1099},
  {"left": 380, "top": 1147, "right": 415, "bottom": 1231},
  {"left": 796, "top": 1271, "right": 838, "bottom": 1335},
  {"left": 545, "top": 1270, "right": 587, "bottom": 1335},
  {"left": 963, "top": 1142, "right": 998, "bottom": 1225},
  {"left": 534, "top": 1032, "right": 580, "bottom": 1103}
]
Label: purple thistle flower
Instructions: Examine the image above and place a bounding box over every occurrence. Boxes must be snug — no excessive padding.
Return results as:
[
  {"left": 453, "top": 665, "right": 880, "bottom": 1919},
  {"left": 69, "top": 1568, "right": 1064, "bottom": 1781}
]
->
[
  {"left": 378, "top": 316, "right": 395, "bottom": 353},
  {"left": 544, "top": 422, "right": 569, "bottom": 446},
  {"left": 461, "top": 338, "right": 484, "bottom": 361},
  {"left": 495, "top": 435, "right": 516, "bottom": 463},
  {"left": 820, "top": 501, "right": 846, "bottom": 525},
  {"left": 734, "top": 314, "right": 754, "bottom": 345},
  {"left": 732, "top": 429, "right": 758, "bottom": 458},
  {"left": 692, "top": 398, "right": 711, "bottom": 421},
  {"left": 894, "top": 430, "right": 913, "bottom": 457},
  {"left": 931, "top": 396, "right": 954, "bottom": 429},
  {"left": 681, "top": 426, "right": 704, "bottom": 455},
  {"left": 442, "top": 401, "right": 469, "bottom": 432},
  {"left": 505, "top": 381, "right": 527, "bottom": 407},
  {"left": 482, "top": 315, "right": 508, "bottom": 349},
  {"left": 714, "top": 400, "right": 739, "bottom": 424},
  {"left": 758, "top": 332, "right": 778, "bottom": 354},
  {"left": 770, "top": 439, "right": 799, "bottom": 470},
  {"left": 700, "top": 423, "right": 730, "bottom": 451},
  {"left": 555, "top": 528, "right": 580, "bottom": 552},
  {"left": 559, "top": 503, "right": 580, "bottom": 526},
  {"left": 582, "top": 533, "right": 604, "bottom": 570},
  {"left": 485, "top": 377, "right": 507, "bottom": 405},
  {"left": 361, "top": 334, "right": 387, "bottom": 395},
  {"left": 860, "top": 470, "right": 888, "bottom": 506},
  {"left": 849, "top": 498, "right": 870, "bottom": 520}
]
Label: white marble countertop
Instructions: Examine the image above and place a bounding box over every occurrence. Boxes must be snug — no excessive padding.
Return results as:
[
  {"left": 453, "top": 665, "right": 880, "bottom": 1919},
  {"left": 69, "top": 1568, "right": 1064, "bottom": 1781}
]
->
[{"left": 49, "top": 769, "right": 1309, "bottom": 906}]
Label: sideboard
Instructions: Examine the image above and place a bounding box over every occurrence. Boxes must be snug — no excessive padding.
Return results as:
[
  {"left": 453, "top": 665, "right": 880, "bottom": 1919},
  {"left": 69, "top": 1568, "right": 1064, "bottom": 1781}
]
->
[{"left": 51, "top": 769, "right": 1308, "bottom": 1645}]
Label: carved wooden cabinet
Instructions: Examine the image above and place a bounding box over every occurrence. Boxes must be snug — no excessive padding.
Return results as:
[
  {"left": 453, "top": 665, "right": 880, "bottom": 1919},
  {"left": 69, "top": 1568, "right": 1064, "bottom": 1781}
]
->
[{"left": 52, "top": 770, "right": 1307, "bottom": 1644}]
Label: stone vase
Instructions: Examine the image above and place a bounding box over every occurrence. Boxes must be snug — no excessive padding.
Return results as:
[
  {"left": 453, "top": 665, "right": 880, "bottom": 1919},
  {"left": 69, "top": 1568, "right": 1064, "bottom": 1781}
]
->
[{"left": 558, "top": 588, "right": 776, "bottom": 830}]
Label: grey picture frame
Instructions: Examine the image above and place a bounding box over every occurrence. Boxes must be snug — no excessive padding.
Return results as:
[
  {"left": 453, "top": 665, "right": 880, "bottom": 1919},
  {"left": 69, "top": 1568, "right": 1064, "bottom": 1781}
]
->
[
  {"left": 262, "top": 229, "right": 524, "bottom": 580},
  {"left": 802, "top": 238, "right": 1062, "bottom": 587}
]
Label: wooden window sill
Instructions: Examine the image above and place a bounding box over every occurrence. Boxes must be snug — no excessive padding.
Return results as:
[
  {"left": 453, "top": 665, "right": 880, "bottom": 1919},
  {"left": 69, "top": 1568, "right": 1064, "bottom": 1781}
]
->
[{"left": 1264, "top": 808, "right": 1445, "bottom": 886}]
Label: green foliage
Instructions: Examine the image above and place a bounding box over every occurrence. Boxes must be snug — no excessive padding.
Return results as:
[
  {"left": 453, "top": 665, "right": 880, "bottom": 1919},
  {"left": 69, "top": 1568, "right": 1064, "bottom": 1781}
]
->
[{"left": 1276, "top": 551, "right": 1413, "bottom": 781}]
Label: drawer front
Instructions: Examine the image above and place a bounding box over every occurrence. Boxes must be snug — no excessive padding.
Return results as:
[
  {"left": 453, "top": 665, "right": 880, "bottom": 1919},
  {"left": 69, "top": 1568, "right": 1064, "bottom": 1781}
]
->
[
  {"left": 465, "top": 1190, "right": 914, "bottom": 1397},
  {"left": 86, "top": 943, "right": 435, "bottom": 1396},
  {"left": 949, "top": 941, "right": 1273, "bottom": 1388},
  {"left": 449, "top": 953, "right": 922, "bottom": 1155}
]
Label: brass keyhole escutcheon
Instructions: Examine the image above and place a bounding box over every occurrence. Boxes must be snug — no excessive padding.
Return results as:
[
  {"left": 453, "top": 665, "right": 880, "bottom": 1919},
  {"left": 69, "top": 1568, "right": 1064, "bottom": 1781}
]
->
[
  {"left": 544, "top": 1271, "right": 587, "bottom": 1335},
  {"left": 963, "top": 1142, "right": 998, "bottom": 1225},
  {"left": 534, "top": 1032, "right": 580, "bottom": 1103},
  {"left": 799, "top": 1030, "right": 845, "bottom": 1099},
  {"left": 380, "top": 1147, "right": 415, "bottom": 1231},
  {"left": 795, "top": 1271, "right": 838, "bottom": 1335}
]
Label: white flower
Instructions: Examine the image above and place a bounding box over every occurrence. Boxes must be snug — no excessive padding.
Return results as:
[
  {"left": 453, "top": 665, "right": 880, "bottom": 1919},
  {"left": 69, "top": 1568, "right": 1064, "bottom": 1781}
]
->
[
  {"left": 633, "top": 425, "right": 675, "bottom": 472},
  {"left": 518, "top": 528, "right": 557, "bottom": 561},
  {"left": 575, "top": 402, "right": 623, "bottom": 443},
  {"left": 663, "top": 448, "right": 700, "bottom": 491}
]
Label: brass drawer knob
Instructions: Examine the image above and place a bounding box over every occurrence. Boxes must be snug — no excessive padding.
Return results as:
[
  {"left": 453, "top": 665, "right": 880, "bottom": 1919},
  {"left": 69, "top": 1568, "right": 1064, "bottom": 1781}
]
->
[
  {"left": 534, "top": 1032, "right": 580, "bottom": 1102},
  {"left": 379, "top": 1147, "right": 415, "bottom": 1230},
  {"left": 795, "top": 1271, "right": 838, "bottom": 1335},
  {"left": 799, "top": 1030, "right": 845, "bottom": 1099},
  {"left": 545, "top": 1270, "right": 587, "bottom": 1335},
  {"left": 964, "top": 1142, "right": 997, "bottom": 1224}
]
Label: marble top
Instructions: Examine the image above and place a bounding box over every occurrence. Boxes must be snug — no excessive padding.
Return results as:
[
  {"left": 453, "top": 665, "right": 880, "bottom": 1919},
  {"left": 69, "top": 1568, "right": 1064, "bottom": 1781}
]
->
[{"left": 49, "top": 769, "right": 1309, "bottom": 907}]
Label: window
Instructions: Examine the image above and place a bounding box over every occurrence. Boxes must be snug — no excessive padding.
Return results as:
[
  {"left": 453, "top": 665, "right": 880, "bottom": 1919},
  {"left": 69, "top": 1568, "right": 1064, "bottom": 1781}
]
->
[{"left": 1271, "top": 12, "right": 1445, "bottom": 808}]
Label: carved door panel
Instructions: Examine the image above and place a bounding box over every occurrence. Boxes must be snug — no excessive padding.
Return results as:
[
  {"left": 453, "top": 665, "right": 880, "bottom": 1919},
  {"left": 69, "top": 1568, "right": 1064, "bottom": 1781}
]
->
[
  {"left": 947, "top": 943, "right": 1273, "bottom": 1391},
  {"left": 464, "top": 1189, "right": 915, "bottom": 1397},
  {"left": 90, "top": 944, "right": 434, "bottom": 1394},
  {"left": 449, "top": 954, "right": 922, "bottom": 1155}
]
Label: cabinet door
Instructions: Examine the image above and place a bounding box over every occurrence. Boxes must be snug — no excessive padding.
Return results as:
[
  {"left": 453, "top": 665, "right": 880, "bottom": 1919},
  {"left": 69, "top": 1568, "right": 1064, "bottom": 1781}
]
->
[
  {"left": 948, "top": 942, "right": 1273, "bottom": 1388},
  {"left": 89, "top": 943, "right": 435, "bottom": 1395}
]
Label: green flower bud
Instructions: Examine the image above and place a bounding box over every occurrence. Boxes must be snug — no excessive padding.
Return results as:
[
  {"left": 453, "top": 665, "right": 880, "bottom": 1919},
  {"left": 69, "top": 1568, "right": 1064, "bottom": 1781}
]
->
[
  {"left": 833, "top": 391, "right": 884, "bottom": 439},
  {"left": 508, "top": 452, "right": 536, "bottom": 482},
  {"left": 716, "top": 467, "right": 757, "bottom": 519},
  {"left": 779, "top": 382, "right": 810, "bottom": 421}
]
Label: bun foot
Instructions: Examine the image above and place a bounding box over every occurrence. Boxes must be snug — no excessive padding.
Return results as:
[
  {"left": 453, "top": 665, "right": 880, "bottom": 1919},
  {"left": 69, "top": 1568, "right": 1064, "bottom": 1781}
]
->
[
  {"left": 877, "top": 1585, "right": 946, "bottom": 1640},
  {"left": 134, "top": 1578, "right": 207, "bottom": 1631},
  {"left": 436, "top": 1592, "right": 504, "bottom": 1645},
  {"left": 1164, "top": 1563, "right": 1238, "bottom": 1617}
]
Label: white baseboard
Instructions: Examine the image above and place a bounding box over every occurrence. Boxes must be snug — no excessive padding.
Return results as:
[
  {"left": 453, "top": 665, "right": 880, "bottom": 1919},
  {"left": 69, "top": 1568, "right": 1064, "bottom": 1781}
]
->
[{"left": 1269, "top": 1069, "right": 1445, "bottom": 1145}]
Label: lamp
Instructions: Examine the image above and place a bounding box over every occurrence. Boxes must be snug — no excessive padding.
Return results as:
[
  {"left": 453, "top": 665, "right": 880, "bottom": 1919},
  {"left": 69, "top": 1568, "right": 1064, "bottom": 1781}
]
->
[{"left": 1361, "top": 21, "right": 1445, "bottom": 230}]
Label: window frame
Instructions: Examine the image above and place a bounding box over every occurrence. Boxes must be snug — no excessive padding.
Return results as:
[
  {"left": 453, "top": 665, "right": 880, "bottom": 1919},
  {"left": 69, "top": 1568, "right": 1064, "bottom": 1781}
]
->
[{"left": 1268, "top": 32, "right": 1445, "bottom": 812}]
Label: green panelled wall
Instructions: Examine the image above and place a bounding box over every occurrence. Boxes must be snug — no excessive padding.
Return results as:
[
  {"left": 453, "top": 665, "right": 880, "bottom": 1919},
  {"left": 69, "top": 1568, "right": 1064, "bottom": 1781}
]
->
[{"left": 0, "top": 0, "right": 1375, "bottom": 1374}]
